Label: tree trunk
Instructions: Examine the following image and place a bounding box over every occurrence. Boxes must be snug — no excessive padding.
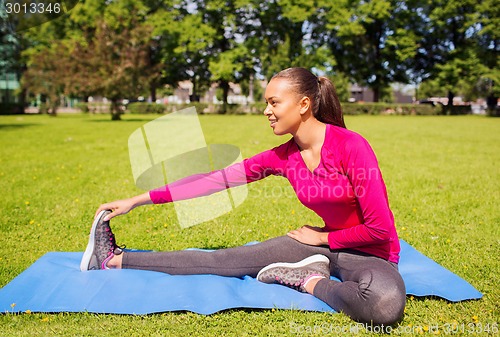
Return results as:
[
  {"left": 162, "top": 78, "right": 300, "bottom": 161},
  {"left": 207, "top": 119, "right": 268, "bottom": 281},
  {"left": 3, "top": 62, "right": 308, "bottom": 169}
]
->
[
  {"left": 248, "top": 74, "right": 254, "bottom": 103},
  {"left": 486, "top": 94, "right": 499, "bottom": 116},
  {"left": 190, "top": 77, "right": 200, "bottom": 102},
  {"left": 150, "top": 82, "right": 157, "bottom": 103},
  {"left": 18, "top": 88, "right": 27, "bottom": 114},
  {"left": 50, "top": 105, "right": 58, "bottom": 116},
  {"left": 48, "top": 94, "right": 58, "bottom": 116},
  {"left": 446, "top": 90, "right": 454, "bottom": 115},
  {"left": 220, "top": 80, "right": 230, "bottom": 113},
  {"left": 110, "top": 98, "right": 122, "bottom": 120},
  {"left": 372, "top": 87, "right": 380, "bottom": 103}
]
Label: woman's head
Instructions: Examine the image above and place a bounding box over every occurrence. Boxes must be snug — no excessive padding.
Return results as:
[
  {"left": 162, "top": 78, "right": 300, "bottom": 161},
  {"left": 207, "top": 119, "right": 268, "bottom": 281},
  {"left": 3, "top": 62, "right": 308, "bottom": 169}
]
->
[{"left": 270, "top": 67, "right": 346, "bottom": 129}]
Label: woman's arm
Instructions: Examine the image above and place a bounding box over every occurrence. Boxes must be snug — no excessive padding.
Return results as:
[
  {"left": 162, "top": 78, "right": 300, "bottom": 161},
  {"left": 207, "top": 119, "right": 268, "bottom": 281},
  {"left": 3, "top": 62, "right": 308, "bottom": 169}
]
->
[
  {"left": 288, "top": 135, "right": 395, "bottom": 249},
  {"left": 287, "top": 225, "right": 329, "bottom": 246},
  {"left": 96, "top": 144, "right": 287, "bottom": 220},
  {"left": 149, "top": 144, "right": 287, "bottom": 204},
  {"left": 326, "top": 136, "right": 395, "bottom": 249}
]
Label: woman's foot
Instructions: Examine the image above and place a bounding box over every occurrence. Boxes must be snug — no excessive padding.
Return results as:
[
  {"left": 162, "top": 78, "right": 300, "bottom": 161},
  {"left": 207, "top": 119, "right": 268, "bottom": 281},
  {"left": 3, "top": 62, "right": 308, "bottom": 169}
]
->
[
  {"left": 256, "top": 254, "right": 330, "bottom": 293},
  {"left": 80, "top": 210, "right": 125, "bottom": 271}
]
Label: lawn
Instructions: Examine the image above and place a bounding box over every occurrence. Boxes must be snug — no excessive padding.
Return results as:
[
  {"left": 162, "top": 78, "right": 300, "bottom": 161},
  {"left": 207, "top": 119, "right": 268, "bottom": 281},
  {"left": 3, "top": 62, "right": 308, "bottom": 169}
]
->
[{"left": 0, "top": 113, "right": 498, "bottom": 336}]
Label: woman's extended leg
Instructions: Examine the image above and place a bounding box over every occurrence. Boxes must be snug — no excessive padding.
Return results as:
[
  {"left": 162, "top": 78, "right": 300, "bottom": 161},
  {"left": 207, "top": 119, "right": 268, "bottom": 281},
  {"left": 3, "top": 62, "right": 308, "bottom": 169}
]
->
[
  {"left": 312, "top": 250, "right": 406, "bottom": 325},
  {"left": 121, "top": 235, "right": 336, "bottom": 278}
]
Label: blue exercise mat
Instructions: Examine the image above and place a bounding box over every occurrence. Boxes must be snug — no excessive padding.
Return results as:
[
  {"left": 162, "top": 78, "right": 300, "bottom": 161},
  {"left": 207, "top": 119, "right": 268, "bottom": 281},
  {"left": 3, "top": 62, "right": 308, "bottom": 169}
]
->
[{"left": 0, "top": 240, "right": 482, "bottom": 315}]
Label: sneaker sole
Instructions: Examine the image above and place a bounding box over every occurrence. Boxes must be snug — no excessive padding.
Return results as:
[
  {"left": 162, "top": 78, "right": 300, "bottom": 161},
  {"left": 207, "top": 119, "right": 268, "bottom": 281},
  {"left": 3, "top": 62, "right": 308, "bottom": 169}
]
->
[
  {"left": 80, "top": 210, "right": 109, "bottom": 272},
  {"left": 256, "top": 254, "right": 330, "bottom": 280}
]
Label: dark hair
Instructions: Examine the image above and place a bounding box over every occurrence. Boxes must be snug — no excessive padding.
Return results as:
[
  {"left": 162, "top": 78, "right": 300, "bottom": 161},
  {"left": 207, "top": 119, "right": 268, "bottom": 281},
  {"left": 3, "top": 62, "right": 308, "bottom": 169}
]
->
[{"left": 272, "top": 67, "right": 346, "bottom": 128}]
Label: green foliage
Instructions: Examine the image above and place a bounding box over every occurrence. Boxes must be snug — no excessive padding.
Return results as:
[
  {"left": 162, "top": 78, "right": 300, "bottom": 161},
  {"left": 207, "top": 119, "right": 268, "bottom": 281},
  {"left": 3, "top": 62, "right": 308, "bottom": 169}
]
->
[
  {"left": 162, "top": 103, "right": 210, "bottom": 114},
  {"left": 247, "top": 102, "right": 267, "bottom": 115},
  {"left": 328, "top": 72, "right": 351, "bottom": 103},
  {"left": 322, "top": 0, "right": 419, "bottom": 101},
  {"left": 209, "top": 45, "right": 249, "bottom": 82},
  {"left": 124, "top": 102, "right": 212, "bottom": 114},
  {"left": 418, "top": 79, "right": 448, "bottom": 99},
  {"left": 10, "top": 0, "right": 500, "bottom": 114},
  {"left": 239, "top": 76, "right": 264, "bottom": 103},
  {"left": 75, "top": 103, "right": 89, "bottom": 113},
  {"left": 0, "top": 103, "right": 24, "bottom": 115},
  {"left": 126, "top": 103, "right": 166, "bottom": 114},
  {"left": 342, "top": 103, "right": 441, "bottom": 116}
]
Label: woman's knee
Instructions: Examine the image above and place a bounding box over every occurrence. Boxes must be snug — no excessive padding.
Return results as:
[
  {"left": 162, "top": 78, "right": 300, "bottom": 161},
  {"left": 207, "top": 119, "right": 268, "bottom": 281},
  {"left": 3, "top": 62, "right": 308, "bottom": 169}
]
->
[
  {"left": 368, "top": 288, "right": 406, "bottom": 326},
  {"left": 350, "top": 269, "right": 406, "bottom": 325}
]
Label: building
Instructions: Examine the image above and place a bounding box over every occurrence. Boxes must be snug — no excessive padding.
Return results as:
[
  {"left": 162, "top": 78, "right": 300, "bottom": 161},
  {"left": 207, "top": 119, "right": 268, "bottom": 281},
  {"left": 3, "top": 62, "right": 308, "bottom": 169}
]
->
[{"left": 0, "top": 72, "right": 20, "bottom": 104}]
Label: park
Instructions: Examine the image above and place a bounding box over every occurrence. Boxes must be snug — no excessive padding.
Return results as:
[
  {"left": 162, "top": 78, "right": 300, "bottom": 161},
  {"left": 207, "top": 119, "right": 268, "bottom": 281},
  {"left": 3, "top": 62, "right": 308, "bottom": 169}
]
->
[
  {"left": 0, "top": 113, "right": 498, "bottom": 335},
  {"left": 1, "top": 0, "right": 499, "bottom": 336}
]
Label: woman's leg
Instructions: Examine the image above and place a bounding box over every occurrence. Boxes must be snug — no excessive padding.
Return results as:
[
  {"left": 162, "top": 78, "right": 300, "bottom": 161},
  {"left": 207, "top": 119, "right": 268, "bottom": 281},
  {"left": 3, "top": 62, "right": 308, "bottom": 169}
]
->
[
  {"left": 312, "top": 250, "right": 406, "bottom": 325},
  {"left": 122, "top": 235, "right": 336, "bottom": 277}
]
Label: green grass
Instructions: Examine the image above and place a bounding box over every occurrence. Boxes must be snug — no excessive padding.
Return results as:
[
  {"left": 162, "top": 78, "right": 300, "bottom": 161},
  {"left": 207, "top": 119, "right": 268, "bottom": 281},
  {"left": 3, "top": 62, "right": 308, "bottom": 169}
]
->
[{"left": 0, "top": 113, "right": 498, "bottom": 336}]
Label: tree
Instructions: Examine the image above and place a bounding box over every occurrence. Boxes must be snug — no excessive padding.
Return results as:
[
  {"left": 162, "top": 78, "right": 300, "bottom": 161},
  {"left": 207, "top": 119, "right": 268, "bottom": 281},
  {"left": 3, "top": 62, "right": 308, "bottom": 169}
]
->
[
  {"left": 414, "top": 0, "right": 499, "bottom": 114},
  {"left": 0, "top": 13, "right": 18, "bottom": 105},
  {"left": 321, "top": 0, "right": 420, "bottom": 102},
  {"left": 475, "top": 0, "right": 499, "bottom": 114},
  {"left": 73, "top": 16, "right": 159, "bottom": 120},
  {"left": 417, "top": 0, "right": 479, "bottom": 109},
  {"left": 157, "top": 4, "right": 216, "bottom": 102},
  {"left": 50, "top": 0, "right": 159, "bottom": 119},
  {"left": 0, "top": 10, "right": 26, "bottom": 111},
  {"left": 142, "top": 0, "right": 188, "bottom": 102},
  {"left": 22, "top": 43, "right": 71, "bottom": 115}
]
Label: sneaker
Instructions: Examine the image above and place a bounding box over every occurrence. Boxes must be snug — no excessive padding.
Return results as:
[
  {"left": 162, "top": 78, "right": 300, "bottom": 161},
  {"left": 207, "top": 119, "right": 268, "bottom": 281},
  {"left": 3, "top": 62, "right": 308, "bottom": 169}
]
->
[
  {"left": 256, "top": 254, "right": 330, "bottom": 292},
  {"left": 80, "top": 210, "right": 124, "bottom": 271}
]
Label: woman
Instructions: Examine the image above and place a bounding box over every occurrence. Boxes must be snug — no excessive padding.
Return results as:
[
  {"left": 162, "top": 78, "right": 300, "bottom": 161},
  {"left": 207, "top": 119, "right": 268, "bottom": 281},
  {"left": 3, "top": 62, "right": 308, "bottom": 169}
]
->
[{"left": 81, "top": 67, "right": 406, "bottom": 325}]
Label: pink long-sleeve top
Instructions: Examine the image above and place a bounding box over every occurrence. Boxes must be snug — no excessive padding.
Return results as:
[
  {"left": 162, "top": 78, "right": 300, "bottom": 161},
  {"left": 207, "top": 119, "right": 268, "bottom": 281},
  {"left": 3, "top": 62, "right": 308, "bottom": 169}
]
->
[{"left": 150, "top": 124, "right": 400, "bottom": 263}]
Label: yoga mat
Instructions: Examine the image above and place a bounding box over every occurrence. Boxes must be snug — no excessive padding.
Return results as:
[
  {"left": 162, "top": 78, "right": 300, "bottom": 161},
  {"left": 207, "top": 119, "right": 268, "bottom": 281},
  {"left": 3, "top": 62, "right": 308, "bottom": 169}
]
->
[{"left": 0, "top": 240, "right": 482, "bottom": 315}]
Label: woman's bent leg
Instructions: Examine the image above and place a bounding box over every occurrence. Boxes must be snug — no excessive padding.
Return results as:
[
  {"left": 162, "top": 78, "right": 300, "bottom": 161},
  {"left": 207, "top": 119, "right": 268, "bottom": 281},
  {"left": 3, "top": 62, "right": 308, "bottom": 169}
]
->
[
  {"left": 122, "top": 236, "right": 335, "bottom": 278},
  {"left": 313, "top": 251, "right": 406, "bottom": 325}
]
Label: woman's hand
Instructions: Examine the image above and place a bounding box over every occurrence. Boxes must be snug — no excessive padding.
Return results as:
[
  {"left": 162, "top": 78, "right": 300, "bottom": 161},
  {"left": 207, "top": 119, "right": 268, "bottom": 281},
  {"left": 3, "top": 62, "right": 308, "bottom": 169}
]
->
[
  {"left": 287, "top": 225, "right": 329, "bottom": 246},
  {"left": 95, "top": 192, "right": 153, "bottom": 221}
]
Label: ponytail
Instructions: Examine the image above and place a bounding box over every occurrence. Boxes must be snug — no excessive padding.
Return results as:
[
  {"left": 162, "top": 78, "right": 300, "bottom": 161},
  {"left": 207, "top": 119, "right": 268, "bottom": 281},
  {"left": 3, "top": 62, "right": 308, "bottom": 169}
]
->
[
  {"left": 272, "top": 67, "right": 346, "bottom": 128},
  {"left": 317, "top": 76, "right": 346, "bottom": 128}
]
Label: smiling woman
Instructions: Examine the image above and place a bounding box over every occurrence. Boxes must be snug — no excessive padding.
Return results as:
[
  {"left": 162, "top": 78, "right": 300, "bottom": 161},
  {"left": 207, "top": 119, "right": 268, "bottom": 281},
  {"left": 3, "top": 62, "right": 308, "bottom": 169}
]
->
[
  {"left": 266, "top": 67, "right": 345, "bottom": 131},
  {"left": 80, "top": 67, "right": 405, "bottom": 326}
]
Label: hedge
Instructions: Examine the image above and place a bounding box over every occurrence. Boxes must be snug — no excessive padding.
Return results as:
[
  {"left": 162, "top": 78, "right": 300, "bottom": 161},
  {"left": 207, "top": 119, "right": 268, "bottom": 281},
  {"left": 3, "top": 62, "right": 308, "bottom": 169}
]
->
[
  {"left": 74, "top": 102, "right": 111, "bottom": 113},
  {"left": 125, "top": 102, "right": 266, "bottom": 115},
  {"left": 341, "top": 102, "right": 441, "bottom": 115},
  {"left": 127, "top": 102, "right": 166, "bottom": 114},
  {"left": 75, "top": 102, "right": 89, "bottom": 113},
  {"left": 75, "top": 101, "right": 475, "bottom": 116},
  {"left": 0, "top": 103, "right": 24, "bottom": 115}
]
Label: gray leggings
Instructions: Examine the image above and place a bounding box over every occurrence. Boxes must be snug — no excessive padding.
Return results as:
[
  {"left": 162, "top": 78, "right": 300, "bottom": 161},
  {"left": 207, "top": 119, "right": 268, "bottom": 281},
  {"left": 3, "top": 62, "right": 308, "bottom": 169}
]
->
[{"left": 122, "top": 235, "right": 406, "bottom": 325}]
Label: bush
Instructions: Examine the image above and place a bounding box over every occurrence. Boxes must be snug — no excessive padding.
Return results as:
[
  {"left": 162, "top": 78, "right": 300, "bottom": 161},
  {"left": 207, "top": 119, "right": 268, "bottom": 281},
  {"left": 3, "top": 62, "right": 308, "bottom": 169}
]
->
[
  {"left": 120, "top": 102, "right": 447, "bottom": 116},
  {"left": 188, "top": 102, "right": 209, "bottom": 114},
  {"left": 248, "top": 102, "right": 267, "bottom": 115},
  {"left": 38, "top": 103, "right": 48, "bottom": 114},
  {"left": 125, "top": 102, "right": 211, "bottom": 115},
  {"left": 220, "top": 103, "right": 240, "bottom": 114},
  {"left": 0, "top": 103, "right": 24, "bottom": 115},
  {"left": 75, "top": 102, "right": 89, "bottom": 113},
  {"left": 341, "top": 102, "right": 441, "bottom": 115},
  {"left": 163, "top": 103, "right": 209, "bottom": 114},
  {"left": 84, "top": 102, "right": 111, "bottom": 113},
  {"left": 444, "top": 105, "right": 472, "bottom": 115},
  {"left": 486, "top": 107, "right": 500, "bottom": 117},
  {"left": 127, "top": 102, "right": 166, "bottom": 114}
]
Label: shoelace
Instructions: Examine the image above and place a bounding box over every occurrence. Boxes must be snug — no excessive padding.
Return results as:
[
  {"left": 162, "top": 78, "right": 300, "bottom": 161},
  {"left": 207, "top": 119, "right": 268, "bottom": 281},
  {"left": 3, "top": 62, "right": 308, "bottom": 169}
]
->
[
  {"left": 105, "top": 227, "right": 125, "bottom": 256},
  {"left": 275, "top": 276, "right": 304, "bottom": 292}
]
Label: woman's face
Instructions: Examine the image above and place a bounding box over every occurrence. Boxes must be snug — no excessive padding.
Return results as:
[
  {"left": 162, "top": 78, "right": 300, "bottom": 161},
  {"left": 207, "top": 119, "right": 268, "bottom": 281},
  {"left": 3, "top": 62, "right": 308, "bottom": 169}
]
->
[{"left": 264, "top": 78, "right": 305, "bottom": 136}]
